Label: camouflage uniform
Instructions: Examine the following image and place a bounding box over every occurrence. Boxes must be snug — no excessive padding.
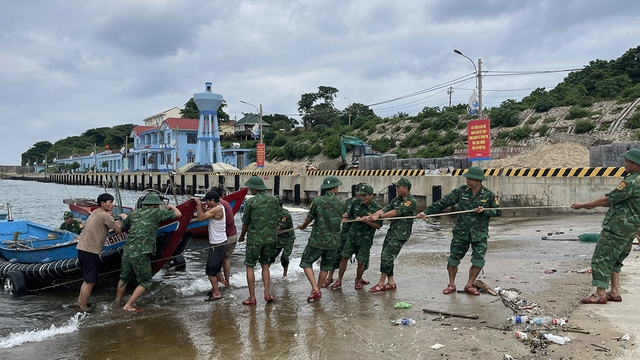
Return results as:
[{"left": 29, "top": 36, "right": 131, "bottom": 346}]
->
[
  {"left": 300, "top": 192, "right": 345, "bottom": 271},
  {"left": 379, "top": 194, "right": 417, "bottom": 275},
  {"left": 242, "top": 191, "right": 279, "bottom": 267},
  {"left": 271, "top": 206, "right": 295, "bottom": 268},
  {"left": 590, "top": 172, "right": 640, "bottom": 288},
  {"left": 423, "top": 185, "right": 501, "bottom": 268},
  {"left": 342, "top": 198, "right": 382, "bottom": 263},
  {"left": 60, "top": 219, "right": 84, "bottom": 234},
  {"left": 120, "top": 207, "right": 176, "bottom": 289},
  {"left": 331, "top": 196, "right": 358, "bottom": 270}
]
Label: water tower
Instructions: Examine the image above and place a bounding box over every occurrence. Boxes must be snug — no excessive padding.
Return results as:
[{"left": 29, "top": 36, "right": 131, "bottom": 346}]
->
[{"left": 194, "top": 82, "right": 223, "bottom": 164}]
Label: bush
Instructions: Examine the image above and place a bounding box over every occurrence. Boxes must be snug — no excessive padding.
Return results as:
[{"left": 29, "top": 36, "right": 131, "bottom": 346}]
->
[
  {"left": 598, "top": 124, "right": 610, "bottom": 131},
  {"left": 432, "top": 112, "right": 459, "bottom": 130},
  {"left": 634, "top": 129, "right": 640, "bottom": 141},
  {"left": 624, "top": 112, "right": 640, "bottom": 129},
  {"left": 509, "top": 126, "right": 532, "bottom": 141},
  {"left": 574, "top": 120, "right": 595, "bottom": 134},
  {"left": 526, "top": 116, "right": 541, "bottom": 125},
  {"left": 391, "top": 148, "right": 408, "bottom": 159},
  {"left": 418, "top": 118, "right": 433, "bottom": 130},
  {"left": 566, "top": 106, "right": 590, "bottom": 120},
  {"left": 323, "top": 135, "right": 341, "bottom": 159},
  {"left": 543, "top": 117, "right": 557, "bottom": 123},
  {"left": 369, "top": 138, "right": 394, "bottom": 153},
  {"left": 536, "top": 124, "right": 549, "bottom": 136},
  {"left": 272, "top": 135, "right": 288, "bottom": 147},
  {"left": 403, "top": 125, "right": 413, "bottom": 133},
  {"left": 306, "top": 144, "right": 322, "bottom": 157},
  {"left": 399, "top": 133, "right": 426, "bottom": 148}
]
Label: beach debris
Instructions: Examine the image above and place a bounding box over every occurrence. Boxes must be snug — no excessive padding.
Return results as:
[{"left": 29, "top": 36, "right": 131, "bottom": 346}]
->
[
  {"left": 497, "top": 288, "right": 540, "bottom": 312},
  {"left": 622, "top": 333, "right": 630, "bottom": 342},
  {"left": 515, "top": 331, "right": 528, "bottom": 340},
  {"left": 422, "top": 308, "right": 479, "bottom": 319},
  {"left": 543, "top": 333, "right": 571, "bottom": 345},
  {"left": 591, "top": 343, "right": 611, "bottom": 352},
  {"left": 502, "top": 355, "right": 514, "bottom": 360},
  {"left": 394, "top": 301, "right": 412, "bottom": 309},
  {"left": 504, "top": 275, "right": 516, "bottom": 279},
  {"left": 430, "top": 343, "right": 444, "bottom": 350},
  {"left": 576, "top": 268, "right": 591, "bottom": 273},
  {"left": 543, "top": 269, "right": 557, "bottom": 274},
  {"left": 563, "top": 327, "right": 589, "bottom": 334},
  {"left": 473, "top": 279, "right": 497, "bottom": 295}
]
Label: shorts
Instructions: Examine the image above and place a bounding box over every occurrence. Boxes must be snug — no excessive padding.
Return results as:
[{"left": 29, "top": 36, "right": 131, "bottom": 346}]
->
[
  {"left": 78, "top": 249, "right": 100, "bottom": 283},
  {"left": 225, "top": 235, "right": 238, "bottom": 259},
  {"left": 299, "top": 245, "right": 337, "bottom": 271},
  {"left": 342, "top": 238, "right": 371, "bottom": 263},
  {"left": 120, "top": 252, "right": 153, "bottom": 289},
  {"left": 244, "top": 243, "right": 274, "bottom": 267},
  {"left": 206, "top": 243, "right": 227, "bottom": 276}
]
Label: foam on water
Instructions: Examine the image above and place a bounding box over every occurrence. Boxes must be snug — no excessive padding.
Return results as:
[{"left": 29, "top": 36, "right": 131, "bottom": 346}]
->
[{"left": 0, "top": 312, "right": 85, "bottom": 348}]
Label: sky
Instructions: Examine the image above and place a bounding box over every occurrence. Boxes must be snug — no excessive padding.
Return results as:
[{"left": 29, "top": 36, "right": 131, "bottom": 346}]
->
[{"left": 1, "top": 0, "right": 639, "bottom": 165}]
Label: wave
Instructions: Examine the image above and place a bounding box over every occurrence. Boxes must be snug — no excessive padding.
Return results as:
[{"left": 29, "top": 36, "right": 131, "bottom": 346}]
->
[{"left": 0, "top": 312, "right": 85, "bottom": 348}]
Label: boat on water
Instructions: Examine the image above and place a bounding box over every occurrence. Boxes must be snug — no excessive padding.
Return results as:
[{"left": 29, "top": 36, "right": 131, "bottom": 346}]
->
[
  {"left": 64, "top": 187, "right": 248, "bottom": 238},
  {"left": 0, "top": 199, "right": 197, "bottom": 297}
]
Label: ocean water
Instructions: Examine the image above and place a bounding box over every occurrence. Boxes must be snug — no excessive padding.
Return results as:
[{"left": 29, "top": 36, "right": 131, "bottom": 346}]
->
[{"left": 0, "top": 179, "right": 465, "bottom": 359}]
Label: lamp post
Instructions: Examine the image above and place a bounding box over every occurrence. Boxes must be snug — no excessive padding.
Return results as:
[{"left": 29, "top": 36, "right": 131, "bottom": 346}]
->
[
  {"left": 240, "top": 100, "right": 263, "bottom": 143},
  {"left": 454, "top": 49, "right": 483, "bottom": 118},
  {"left": 344, "top": 97, "right": 352, "bottom": 126}
]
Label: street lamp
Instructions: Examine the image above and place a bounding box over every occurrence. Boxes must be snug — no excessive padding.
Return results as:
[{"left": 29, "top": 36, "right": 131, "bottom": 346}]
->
[
  {"left": 240, "top": 100, "right": 263, "bottom": 143},
  {"left": 454, "top": 49, "right": 483, "bottom": 118},
  {"left": 344, "top": 97, "right": 352, "bottom": 126}
]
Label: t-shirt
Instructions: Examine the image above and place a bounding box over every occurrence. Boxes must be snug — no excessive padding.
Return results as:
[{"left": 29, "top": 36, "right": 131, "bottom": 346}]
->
[
  {"left": 219, "top": 199, "right": 237, "bottom": 237},
  {"left": 208, "top": 204, "right": 227, "bottom": 245},
  {"left": 76, "top": 208, "right": 119, "bottom": 254}
]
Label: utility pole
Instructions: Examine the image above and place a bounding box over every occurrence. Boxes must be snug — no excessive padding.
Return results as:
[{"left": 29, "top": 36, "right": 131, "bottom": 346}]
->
[
  {"left": 447, "top": 86, "right": 454, "bottom": 108},
  {"left": 259, "top": 104, "right": 263, "bottom": 144},
  {"left": 477, "top": 58, "right": 483, "bottom": 118},
  {"left": 344, "top": 97, "right": 352, "bottom": 126}
]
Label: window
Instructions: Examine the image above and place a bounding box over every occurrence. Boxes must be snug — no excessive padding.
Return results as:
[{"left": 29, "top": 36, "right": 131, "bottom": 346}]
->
[
  {"left": 187, "top": 155, "right": 195, "bottom": 163},
  {"left": 187, "top": 134, "right": 197, "bottom": 144}
]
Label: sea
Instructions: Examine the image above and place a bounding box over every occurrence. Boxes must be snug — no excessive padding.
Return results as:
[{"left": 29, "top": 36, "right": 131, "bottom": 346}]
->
[{"left": 0, "top": 179, "right": 466, "bottom": 359}]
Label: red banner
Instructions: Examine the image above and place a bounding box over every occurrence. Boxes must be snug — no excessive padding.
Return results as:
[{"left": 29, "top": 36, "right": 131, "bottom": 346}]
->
[
  {"left": 256, "top": 143, "right": 265, "bottom": 168},
  {"left": 467, "top": 119, "right": 491, "bottom": 161}
]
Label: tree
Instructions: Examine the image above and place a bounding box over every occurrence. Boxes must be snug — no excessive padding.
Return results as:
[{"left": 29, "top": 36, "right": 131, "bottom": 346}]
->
[
  {"left": 100, "top": 161, "right": 109, "bottom": 170},
  {"left": 22, "top": 141, "right": 53, "bottom": 166},
  {"left": 262, "top": 113, "right": 297, "bottom": 129},
  {"left": 489, "top": 99, "right": 520, "bottom": 128},
  {"left": 181, "top": 98, "right": 230, "bottom": 122},
  {"left": 297, "top": 86, "right": 340, "bottom": 129}
]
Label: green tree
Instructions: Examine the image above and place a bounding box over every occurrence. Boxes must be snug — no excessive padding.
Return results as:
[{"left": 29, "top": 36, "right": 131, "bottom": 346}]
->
[
  {"left": 322, "top": 134, "right": 341, "bottom": 159},
  {"left": 181, "top": 98, "right": 230, "bottom": 122},
  {"left": 574, "top": 120, "right": 596, "bottom": 134},
  {"left": 100, "top": 161, "right": 109, "bottom": 170},
  {"left": 489, "top": 99, "right": 520, "bottom": 127},
  {"left": 297, "top": 86, "right": 340, "bottom": 130}
]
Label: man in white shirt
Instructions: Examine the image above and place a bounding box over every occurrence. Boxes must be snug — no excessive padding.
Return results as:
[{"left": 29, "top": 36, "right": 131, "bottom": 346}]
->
[{"left": 194, "top": 191, "right": 227, "bottom": 301}]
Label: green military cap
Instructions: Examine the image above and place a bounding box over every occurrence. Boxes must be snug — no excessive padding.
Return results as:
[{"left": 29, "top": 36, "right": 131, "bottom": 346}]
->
[
  {"left": 392, "top": 177, "right": 412, "bottom": 190},
  {"left": 321, "top": 176, "right": 342, "bottom": 189},
  {"left": 63, "top": 211, "right": 73, "bottom": 219},
  {"left": 141, "top": 193, "right": 163, "bottom": 205},
  {"left": 463, "top": 166, "right": 487, "bottom": 180},
  {"left": 357, "top": 183, "right": 374, "bottom": 195},
  {"left": 245, "top": 175, "right": 267, "bottom": 190},
  {"left": 623, "top": 149, "right": 640, "bottom": 165}
]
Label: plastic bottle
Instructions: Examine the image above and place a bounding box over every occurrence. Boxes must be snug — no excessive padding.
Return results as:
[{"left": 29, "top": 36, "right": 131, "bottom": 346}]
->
[
  {"left": 509, "top": 315, "right": 529, "bottom": 324},
  {"left": 515, "top": 331, "right": 528, "bottom": 340},
  {"left": 391, "top": 318, "right": 416, "bottom": 326},
  {"left": 529, "top": 316, "right": 552, "bottom": 324},
  {"left": 551, "top": 318, "right": 567, "bottom": 325},
  {"left": 543, "top": 333, "right": 570, "bottom": 345}
]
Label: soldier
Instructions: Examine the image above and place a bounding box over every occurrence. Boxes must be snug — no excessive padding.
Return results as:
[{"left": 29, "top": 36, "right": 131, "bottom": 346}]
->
[
  {"left": 323, "top": 183, "right": 362, "bottom": 288},
  {"left": 238, "top": 176, "right": 279, "bottom": 305},
  {"left": 116, "top": 194, "right": 182, "bottom": 312},
  {"left": 298, "top": 176, "right": 345, "bottom": 301},
  {"left": 60, "top": 211, "right": 84, "bottom": 234},
  {"left": 270, "top": 195, "right": 295, "bottom": 278},
  {"left": 334, "top": 183, "right": 382, "bottom": 290},
  {"left": 571, "top": 149, "right": 640, "bottom": 304},
  {"left": 418, "top": 167, "right": 501, "bottom": 296},
  {"left": 366, "top": 177, "right": 416, "bottom": 293}
]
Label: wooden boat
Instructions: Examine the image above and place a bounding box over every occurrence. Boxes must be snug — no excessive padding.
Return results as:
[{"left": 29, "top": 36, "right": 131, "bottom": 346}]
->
[
  {"left": 0, "top": 221, "right": 81, "bottom": 263},
  {"left": 64, "top": 187, "right": 248, "bottom": 238},
  {"left": 0, "top": 199, "right": 197, "bottom": 297}
]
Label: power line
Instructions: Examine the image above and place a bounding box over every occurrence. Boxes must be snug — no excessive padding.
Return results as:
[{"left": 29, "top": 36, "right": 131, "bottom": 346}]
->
[{"left": 366, "top": 73, "right": 476, "bottom": 107}]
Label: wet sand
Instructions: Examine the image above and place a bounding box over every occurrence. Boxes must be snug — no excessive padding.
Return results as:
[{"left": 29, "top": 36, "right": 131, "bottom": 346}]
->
[{"left": 2, "top": 212, "right": 639, "bottom": 359}]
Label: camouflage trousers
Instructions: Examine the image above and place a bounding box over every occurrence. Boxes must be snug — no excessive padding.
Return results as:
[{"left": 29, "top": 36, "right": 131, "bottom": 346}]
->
[
  {"left": 120, "top": 251, "right": 153, "bottom": 290},
  {"left": 591, "top": 229, "right": 635, "bottom": 289},
  {"left": 379, "top": 235, "right": 407, "bottom": 276},
  {"left": 331, "top": 234, "right": 349, "bottom": 270},
  {"left": 342, "top": 236, "right": 371, "bottom": 269},
  {"left": 447, "top": 236, "right": 488, "bottom": 268},
  {"left": 270, "top": 238, "right": 295, "bottom": 268}
]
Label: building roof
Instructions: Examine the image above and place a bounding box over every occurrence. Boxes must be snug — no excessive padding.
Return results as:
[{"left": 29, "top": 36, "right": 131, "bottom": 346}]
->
[
  {"left": 163, "top": 118, "right": 200, "bottom": 130},
  {"left": 131, "top": 125, "right": 157, "bottom": 136},
  {"left": 235, "top": 113, "right": 261, "bottom": 125}
]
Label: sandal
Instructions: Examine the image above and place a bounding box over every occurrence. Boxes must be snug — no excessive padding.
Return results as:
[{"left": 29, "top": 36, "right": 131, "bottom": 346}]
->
[
  {"left": 606, "top": 292, "right": 622, "bottom": 302},
  {"left": 442, "top": 284, "right": 456, "bottom": 294},
  {"left": 242, "top": 298, "right": 257, "bottom": 306},
  {"left": 354, "top": 281, "right": 363, "bottom": 290},
  {"left": 331, "top": 280, "right": 342, "bottom": 289},
  {"left": 383, "top": 283, "right": 397, "bottom": 291},
  {"left": 307, "top": 290, "right": 321, "bottom": 302},
  {"left": 359, "top": 278, "right": 370, "bottom": 285},
  {"left": 464, "top": 285, "right": 480, "bottom": 296},
  {"left": 321, "top": 278, "right": 334, "bottom": 288},
  {"left": 264, "top": 294, "right": 274, "bottom": 303},
  {"left": 123, "top": 306, "right": 143, "bottom": 312},
  {"left": 368, "top": 284, "right": 385, "bottom": 293},
  {"left": 581, "top": 294, "right": 607, "bottom": 304},
  {"left": 205, "top": 295, "right": 223, "bottom": 302}
]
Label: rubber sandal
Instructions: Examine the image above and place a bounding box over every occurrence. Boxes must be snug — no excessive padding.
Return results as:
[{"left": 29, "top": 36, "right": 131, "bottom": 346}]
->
[
  {"left": 331, "top": 280, "right": 342, "bottom": 289},
  {"left": 264, "top": 294, "right": 274, "bottom": 303},
  {"left": 383, "top": 283, "right": 397, "bottom": 291},
  {"left": 205, "top": 289, "right": 213, "bottom": 297},
  {"left": 205, "top": 295, "right": 223, "bottom": 302},
  {"left": 606, "top": 292, "right": 622, "bottom": 302},
  {"left": 242, "top": 298, "right": 257, "bottom": 306},
  {"left": 581, "top": 294, "right": 607, "bottom": 304},
  {"left": 321, "top": 278, "right": 334, "bottom": 288},
  {"left": 123, "top": 306, "right": 143, "bottom": 312},
  {"left": 464, "top": 285, "right": 480, "bottom": 296},
  {"left": 368, "top": 284, "right": 385, "bottom": 293},
  {"left": 307, "top": 290, "right": 321, "bottom": 302},
  {"left": 354, "top": 281, "right": 363, "bottom": 290},
  {"left": 442, "top": 284, "right": 456, "bottom": 294},
  {"left": 359, "top": 279, "right": 370, "bottom": 285}
]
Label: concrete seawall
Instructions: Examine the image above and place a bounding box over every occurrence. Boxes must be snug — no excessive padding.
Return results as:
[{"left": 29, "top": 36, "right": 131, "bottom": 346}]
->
[{"left": 11, "top": 168, "right": 621, "bottom": 217}]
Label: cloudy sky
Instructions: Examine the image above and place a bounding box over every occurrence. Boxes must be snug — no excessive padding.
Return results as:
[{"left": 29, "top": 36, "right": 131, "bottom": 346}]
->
[{"left": 1, "top": 0, "right": 639, "bottom": 165}]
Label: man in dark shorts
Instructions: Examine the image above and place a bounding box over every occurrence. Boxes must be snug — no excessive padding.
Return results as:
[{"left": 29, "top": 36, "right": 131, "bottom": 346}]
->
[
  {"left": 75, "top": 193, "right": 125, "bottom": 311},
  {"left": 116, "top": 194, "right": 181, "bottom": 312},
  {"left": 194, "top": 191, "right": 227, "bottom": 301}
]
